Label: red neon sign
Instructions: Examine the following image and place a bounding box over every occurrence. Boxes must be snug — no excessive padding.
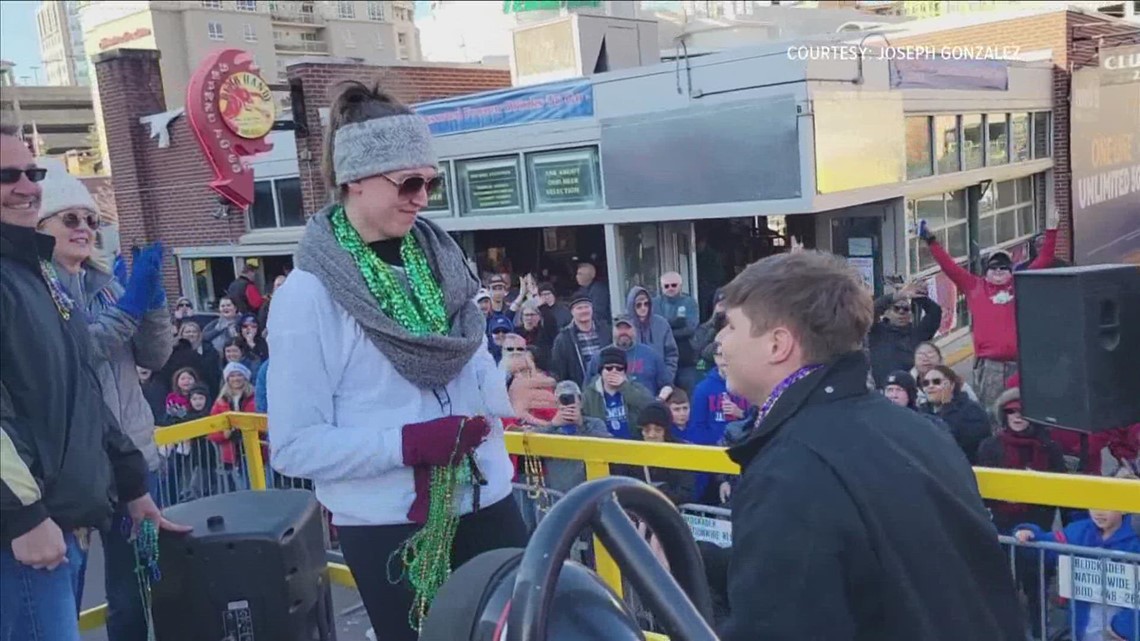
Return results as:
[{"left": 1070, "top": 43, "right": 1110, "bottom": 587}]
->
[{"left": 185, "top": 48, "right": 274, "bottom": 210}]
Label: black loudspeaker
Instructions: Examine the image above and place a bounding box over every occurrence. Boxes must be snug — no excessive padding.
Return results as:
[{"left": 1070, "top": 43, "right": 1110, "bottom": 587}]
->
[
  {"left": 1015, "top": 264, "right": 1140, "bottom": 432},
  {"left": 152, "top": 490, "right": 335, "bottom": 641}
]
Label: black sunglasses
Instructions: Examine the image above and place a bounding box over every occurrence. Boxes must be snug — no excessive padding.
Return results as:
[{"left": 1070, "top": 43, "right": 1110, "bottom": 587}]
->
[
  {"left": 176, "top": 302, "right": 193, "bottom": 308},
  {"left": 662, "top": 283, "right": 680, "bottom": 289},
  {"left": 922, "top": 377, "right": 945, "bottom": 387},
  {"left": 382, "top": 174, "right": 443, "bottom": 198},
  {"left": 892, "top": 305, "right": 911, "bottom": 313},
  {"left": 0, "top": 167, "right": 47, "bottom": 184},
  {"left": 987, "top": 264, "right": 1011, "bottom": 272},
  {"left": 503, "top": 346, "right": 527, "bottom": 353},
  {"left": 47, "top": 211, "right": 101, "bottom": 230},
  {"left": 491, "top": 328, "right": 509, "bottom": 335},
  {"left": 602, "top": 365, "right": 626, "bottom": 372}
]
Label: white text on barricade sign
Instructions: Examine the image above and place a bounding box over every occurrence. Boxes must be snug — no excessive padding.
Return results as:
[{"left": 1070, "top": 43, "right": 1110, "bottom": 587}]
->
[
  {"left": 1058, "top": 555, "right": 1139, "bottom": 608},
  {"left": 681, "top": 513, "right": 732, "bottom": 548}
]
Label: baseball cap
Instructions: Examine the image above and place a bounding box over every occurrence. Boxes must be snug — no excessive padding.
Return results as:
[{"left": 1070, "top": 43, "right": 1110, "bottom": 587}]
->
[
  {"left": 554, "top": 380, "right": 582, "bottom": 398},
  {"left": 569, "top": 293, "right": 593, "bottom": 309},
  {"left": 985, "top": 251, "right": 1013, "bottom": 269},
  {"left": 488, "top": 274, "right": 508, "bottom": 287},
  {"left": 613, "top": 314, "right": 634, "bottom": 327},
  {"left": 475, "top": 288, "right": 491, "bottom": 302}
]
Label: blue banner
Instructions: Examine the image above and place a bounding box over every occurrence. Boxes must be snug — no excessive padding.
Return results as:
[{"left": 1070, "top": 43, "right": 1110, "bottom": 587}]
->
[
  {"left": 889, "top": 58, "right": 1009, "bottom": 91},
  {"left": 415, "top": 79, "right": 594, "bottom": 136}
]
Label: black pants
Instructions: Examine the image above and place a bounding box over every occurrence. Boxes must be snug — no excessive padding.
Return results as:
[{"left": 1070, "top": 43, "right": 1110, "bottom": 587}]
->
[{"left": 338, "top": 495, "right": 529, "bottom": 641}]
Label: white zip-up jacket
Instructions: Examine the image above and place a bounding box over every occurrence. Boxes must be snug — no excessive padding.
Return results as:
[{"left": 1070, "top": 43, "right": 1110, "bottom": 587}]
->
[{"left": 266, "top": 269, "right": 515, "bottom": 526}]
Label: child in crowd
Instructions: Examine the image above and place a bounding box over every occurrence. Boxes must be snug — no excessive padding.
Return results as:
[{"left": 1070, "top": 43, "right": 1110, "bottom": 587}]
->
[
  {"left": 1014, "top": 475, "right": 1139, "bottom": 641},
  {"left": 161, "top": 384, "right": 215, "bottom": 503},
  {"left": 616, "top": 402, "right": 695, "bottom": 505},
  {"left": 666, "top": 388, "right": 692, "bottom": 442},
  {"left": 164, "top": 367, "right": 200, "bottom": 420},
  {"left": 209, "top": 362, "right": 256, "bottom": 492},
  {"left": 689, "top": 342, "right": 750, "bottom": 446}
]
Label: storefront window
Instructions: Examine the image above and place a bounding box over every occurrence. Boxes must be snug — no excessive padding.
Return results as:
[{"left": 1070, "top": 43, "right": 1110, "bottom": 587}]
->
[
  {"left": 905, "top": 116, "right": 933, "bottom": 180},
  {"left": 986, "top": 113, "right": 1008, "bottom": 166},
  {"left": 424, "top": 163, "right": 451, "bottom": 215},
  {"left": 618, "top": 223, "right": 660, "bottom": 297},
  {"left": 907, "top": 191, "right": 970, "bottom": 275},
  {"left": 1010, "top": 113, "right": 1030, "bottom": 162},
  {"left": 248, "top": 177, "right": 305, "bottom": 230},
  {"left": 978, "top": 174, "right": 1040, "bottom": 249},
  {"left": 1032, "top": 111, "right": 1050, "bottom": 159},
  {"left": 525, "top": 147, "right": 602, "bottom": 211},
  {"left": 933, "top": 115, "right": 959, "bottom": 174},
  {"left": 457, "top": 156, "right": 524, "bottom": 216},
  {"left": 962, "top": 115, "right": 983, "bottom": 170}
]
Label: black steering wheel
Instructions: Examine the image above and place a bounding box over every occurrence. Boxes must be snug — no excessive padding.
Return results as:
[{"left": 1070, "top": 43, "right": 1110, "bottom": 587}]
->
[{"left": 506, "top": 476, "right": 718, "bottom": 641}]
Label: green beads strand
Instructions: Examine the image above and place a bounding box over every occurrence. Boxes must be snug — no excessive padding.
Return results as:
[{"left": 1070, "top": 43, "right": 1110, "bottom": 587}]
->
[
  {"left": 134, "top": 518, "right": 161, "bottom": 641},
  {"left": 389, "top": 462, "right": 473, "bottom": 632},
  {"left": 330, "top": 206, "right": 448, "bottom": 336},
  {"left": 331, "top": 206, "right": 472, "bottom": 631}
]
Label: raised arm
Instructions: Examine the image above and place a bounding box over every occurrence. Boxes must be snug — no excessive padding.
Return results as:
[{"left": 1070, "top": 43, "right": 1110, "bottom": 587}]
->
[{"left": 919, "top": 219, "right": 977, "bottom": 291}]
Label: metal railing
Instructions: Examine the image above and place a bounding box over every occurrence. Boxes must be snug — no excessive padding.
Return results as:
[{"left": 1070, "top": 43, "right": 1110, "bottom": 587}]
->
[{"left": 76, "top": 412, "right": 1140, "bottom": 632}]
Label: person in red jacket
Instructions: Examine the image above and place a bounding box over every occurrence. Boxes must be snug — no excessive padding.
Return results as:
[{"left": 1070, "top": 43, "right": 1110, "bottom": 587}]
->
[
  {"left": 209, "top": 362, "right": 257, "bottom": 491},
  {"left": 917, "top": 209, "right": 1059, "bottom": 410}
]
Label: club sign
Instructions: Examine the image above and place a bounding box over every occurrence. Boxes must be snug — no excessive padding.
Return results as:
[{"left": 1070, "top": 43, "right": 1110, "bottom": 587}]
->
[{"left": 186, "top": 48, "right": 275, "bottom": 209}]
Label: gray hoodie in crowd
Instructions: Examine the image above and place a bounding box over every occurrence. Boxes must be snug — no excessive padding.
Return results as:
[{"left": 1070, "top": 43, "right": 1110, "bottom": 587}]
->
[
  {"left": 58, "top": 263, "right": 174, "bottom": 471},
  {"left": 626, "top": 286, "right": 679, "bottom": 382}
]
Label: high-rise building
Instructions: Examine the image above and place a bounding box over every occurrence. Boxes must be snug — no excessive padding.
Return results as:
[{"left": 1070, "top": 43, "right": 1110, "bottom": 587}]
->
[
  {"left": 37, "top": 1, "right": 91, "bottom": 86},
  {"left": 77, "top": 0, "right": 421, "bottom": 169},
  {"left": 79, "top": 0, "right": 421, "bottom": 109}
]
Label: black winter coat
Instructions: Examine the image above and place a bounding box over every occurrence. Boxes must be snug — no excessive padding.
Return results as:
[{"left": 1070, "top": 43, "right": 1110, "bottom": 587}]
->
[
  {"left": 549, "top": 321, "right": 612, "bottom": 386},
  {"left": 867, "top": 294, "right": 941, "bottom": 387},
  {"left": 720, "top": 352, "right": 1024, "bottom": 641},
  {"left": 0, "top": 223, "right": 147, "bottom": 543},
  {"left": 925, "top": 392, "right": 992, "bottom": 464}
]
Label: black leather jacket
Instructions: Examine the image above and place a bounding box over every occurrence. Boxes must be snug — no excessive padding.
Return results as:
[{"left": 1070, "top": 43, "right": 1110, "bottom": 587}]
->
[{"left": 0, "top": 223, "right": 147, "bottom": 543}]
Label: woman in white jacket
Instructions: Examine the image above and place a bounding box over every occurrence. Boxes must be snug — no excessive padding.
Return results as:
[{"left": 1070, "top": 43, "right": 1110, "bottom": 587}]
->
[{"left": 266, "top": 81, "right": 527, "bottom": 639}]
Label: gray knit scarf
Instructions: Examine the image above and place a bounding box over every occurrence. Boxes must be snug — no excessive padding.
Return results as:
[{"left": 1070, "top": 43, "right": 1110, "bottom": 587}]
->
[{"left": 295, "top": 205, "right": 484, "bottom": 389}]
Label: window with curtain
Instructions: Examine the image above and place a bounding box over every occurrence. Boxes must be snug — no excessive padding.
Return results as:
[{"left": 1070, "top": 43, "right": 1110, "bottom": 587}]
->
[
  {"left": 986, "top": 113, "right": 1008, "bottom": 166},
  {"left": 905, "top": 116, "right": 934, "bottom": 180},
  {"left": 934, "top": 115, "right": 960, "bottom": 174},
  {"left": 962, "top": 115, "right": 983, "bottom": 170}
]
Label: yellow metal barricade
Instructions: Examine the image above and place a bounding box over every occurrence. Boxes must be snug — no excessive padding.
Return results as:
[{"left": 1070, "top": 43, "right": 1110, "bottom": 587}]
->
[{"left": 78, "top": 411, "right": 1140, "bottom": 632}]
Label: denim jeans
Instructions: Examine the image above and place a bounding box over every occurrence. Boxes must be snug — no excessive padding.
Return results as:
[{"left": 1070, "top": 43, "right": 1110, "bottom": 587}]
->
[
  {"left": 0, "top": 530, "right": 88, "bottom": 641},
  {"left": 97, "top": 471, "right": 162, "bottom": 641}
]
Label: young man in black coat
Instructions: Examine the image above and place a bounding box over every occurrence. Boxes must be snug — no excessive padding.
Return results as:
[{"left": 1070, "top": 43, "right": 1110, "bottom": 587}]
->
[{"left": 715, "top": 250, "right": 1024, "bottom": 641}]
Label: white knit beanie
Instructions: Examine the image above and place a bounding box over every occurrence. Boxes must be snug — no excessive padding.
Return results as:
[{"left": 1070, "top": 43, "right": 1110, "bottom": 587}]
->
[
  {"left": 222, "top": 361, "right": 252, "bottom": 382},
  {"left": 35, "top": 157, "right": 98, "bottom": 223}
]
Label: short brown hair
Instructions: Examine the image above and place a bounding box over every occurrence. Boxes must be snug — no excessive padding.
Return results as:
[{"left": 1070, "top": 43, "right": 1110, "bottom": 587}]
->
[
  {"left": 925, "top": 365, "right": 961, "bottom": 394},
  {"left": 721, "top": 251, "right": 873, "bottom": 364},
  {"left": 666, "top": 388, "right": 690, "bottom": 405},
  {"left": 0, "top": 115, "right": 21, "bottom": 138}
]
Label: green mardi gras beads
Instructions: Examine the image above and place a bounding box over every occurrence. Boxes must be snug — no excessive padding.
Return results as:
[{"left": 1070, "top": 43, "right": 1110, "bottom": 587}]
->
[
  {"left": 331, "top": 206, "right": 472, "bottom": 631},
  {"left": 330, "top": 206, "right": 448, "bottom": 336}
]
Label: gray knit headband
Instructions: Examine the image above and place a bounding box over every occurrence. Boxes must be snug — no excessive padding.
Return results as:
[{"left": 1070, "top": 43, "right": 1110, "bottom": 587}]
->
[{"left": 332, "top": 114, "right": 437, "bottom": 185}]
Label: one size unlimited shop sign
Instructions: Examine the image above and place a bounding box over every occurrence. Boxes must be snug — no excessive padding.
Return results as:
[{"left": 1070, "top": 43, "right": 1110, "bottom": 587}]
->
[
  {"left": 186, "top": 48, "right": 276, "bottom": 210},
  {"left": 1071, "top": 47, "right": 1140, "bottom": 266}
]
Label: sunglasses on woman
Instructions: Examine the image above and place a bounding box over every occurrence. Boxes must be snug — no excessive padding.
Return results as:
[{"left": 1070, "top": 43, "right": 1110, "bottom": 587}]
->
[
  {"left": 0, "top": 167, "right": 47, "bottom": 184},
  {"left": 49, "top": 211, "right": 101, "bottom": 230},
  {"left": 602, "top": 365, "right": 626, "bottom": 373},
  {"left": 922, "top": 377, "right": 945, "bottom": 388},
  {"left": 382, "top": 174, "right": 443, "bottom": 198},
  {"left": 502, "top": 346, "right": 527, "bottom": 353}
]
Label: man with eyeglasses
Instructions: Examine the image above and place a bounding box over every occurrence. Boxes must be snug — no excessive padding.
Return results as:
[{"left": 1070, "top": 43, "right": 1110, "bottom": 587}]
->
[
  {"left": 919, "top": 209, "right": 1058, "bottom": 410},
  {"left": 867, "top": 279, "right": 942, "bottom": 388},
  {"left": 653, "top": 271, "right": 701, "bottom": 393},
  {"left": 1, "top": 123, "right": 179, "bottom": 641}
]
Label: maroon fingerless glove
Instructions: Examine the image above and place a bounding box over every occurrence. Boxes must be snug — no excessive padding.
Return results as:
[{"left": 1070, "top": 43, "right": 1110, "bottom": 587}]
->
[{"left": 402, "top": 416, "right": 490, "bottom": 524}]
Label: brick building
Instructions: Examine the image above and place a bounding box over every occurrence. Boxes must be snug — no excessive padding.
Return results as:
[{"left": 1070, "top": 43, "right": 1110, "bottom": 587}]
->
[
  {"left": 91, "top": 48, "right": 509, "bottom": 311},
  {"left": 889, "top": 6, "right": 1140, "bottom": 260}
]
